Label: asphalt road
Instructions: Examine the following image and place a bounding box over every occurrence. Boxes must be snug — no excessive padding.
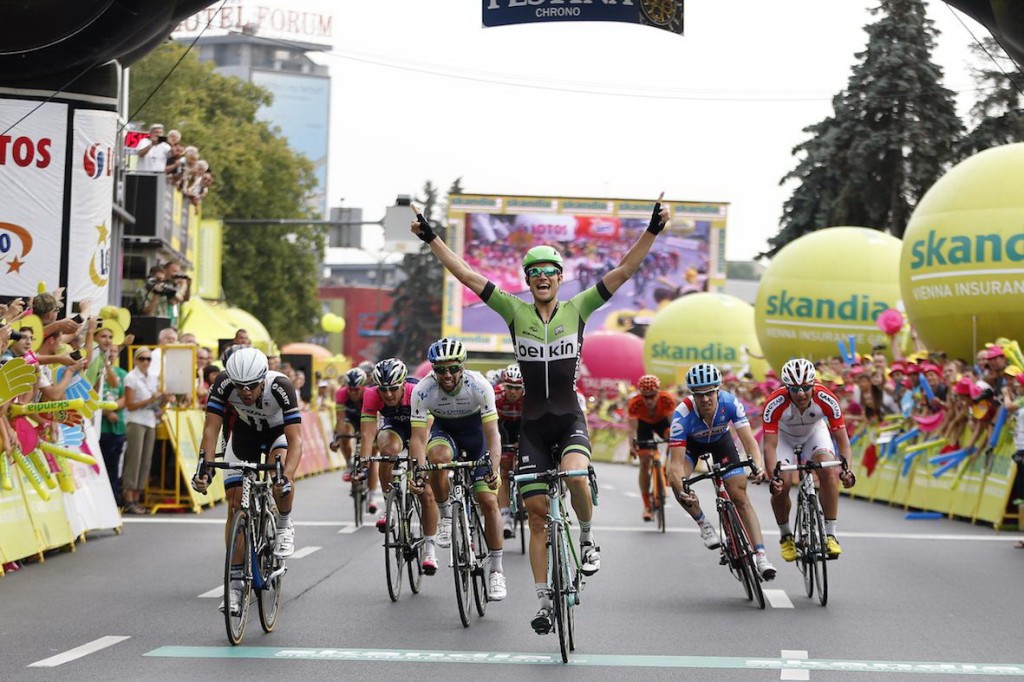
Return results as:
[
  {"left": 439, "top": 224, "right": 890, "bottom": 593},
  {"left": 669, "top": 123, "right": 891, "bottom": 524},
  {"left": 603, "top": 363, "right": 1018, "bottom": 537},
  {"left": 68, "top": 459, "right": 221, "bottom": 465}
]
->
[{"left": 3, "top": 461, "right": 1023, "bottom": 681}]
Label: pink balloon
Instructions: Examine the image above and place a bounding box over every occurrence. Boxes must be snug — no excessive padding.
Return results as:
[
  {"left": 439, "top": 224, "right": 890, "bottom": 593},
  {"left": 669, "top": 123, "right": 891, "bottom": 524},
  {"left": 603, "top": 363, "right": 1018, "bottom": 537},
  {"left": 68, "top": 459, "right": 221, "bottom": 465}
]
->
[
  {"left": 577, "top": 331, "right": 646, "bottom": 399},
  {"left": 876, "top": 308, "right": 904, "bottom": 336}
]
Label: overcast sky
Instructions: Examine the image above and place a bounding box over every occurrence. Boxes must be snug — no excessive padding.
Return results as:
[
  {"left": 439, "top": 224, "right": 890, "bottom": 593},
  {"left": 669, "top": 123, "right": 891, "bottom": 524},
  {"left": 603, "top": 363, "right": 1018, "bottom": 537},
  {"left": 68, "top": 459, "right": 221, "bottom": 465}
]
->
[{"left": 301, "top": 1, "right": 990, "bottom": 260}]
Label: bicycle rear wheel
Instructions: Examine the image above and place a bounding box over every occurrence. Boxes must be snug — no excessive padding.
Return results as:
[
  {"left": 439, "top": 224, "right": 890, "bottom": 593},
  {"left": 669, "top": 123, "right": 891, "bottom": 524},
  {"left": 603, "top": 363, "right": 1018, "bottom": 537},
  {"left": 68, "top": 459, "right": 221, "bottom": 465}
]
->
[
  {"left": 810, "top": 495, "right": 828, "bottom": 606},
  {"left": 550, "top": 522, "right": 570, "bottom": 663},
  {"left": 224, "top": 510, "right": 253, "bottom": 645},
  {"left": 406, "top": 493, "right": 424, "bottom": 594},
  {"left": 384, "top": 488, "right": 405, "bottom": 602},
  {"left": 795, "top": 498, "right": 814, "bottom": 598},
  {"left": 470, "top": 501, "right": 489, "bottom": 617},
  {"left": 256, "top": 508, "right": 283, "bottom": 632},
  {"left": 452, "top": 503, "right": 472, "bottom": 627}
]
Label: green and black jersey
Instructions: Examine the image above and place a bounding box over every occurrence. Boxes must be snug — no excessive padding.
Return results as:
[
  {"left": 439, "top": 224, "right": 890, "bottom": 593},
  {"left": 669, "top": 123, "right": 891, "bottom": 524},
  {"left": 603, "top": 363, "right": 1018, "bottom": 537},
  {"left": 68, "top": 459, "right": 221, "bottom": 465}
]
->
[{"left": 481, "top": 280, "right": 611, "bottom": 421}]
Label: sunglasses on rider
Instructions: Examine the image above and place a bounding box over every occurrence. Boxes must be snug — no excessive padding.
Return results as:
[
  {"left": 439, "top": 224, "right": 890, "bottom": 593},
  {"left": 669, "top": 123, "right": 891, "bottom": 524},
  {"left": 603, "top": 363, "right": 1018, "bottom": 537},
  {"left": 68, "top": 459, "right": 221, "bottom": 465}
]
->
[
  {"left": 379, "top": 384, "right": 402, "bottom": 393},
  {"left": 232, "top": 380, "right": 262, "bottom": 392},
  {"left": 433, "top": 364, "right": 463, "bottom": 376},
  {"left": 788, "top": 384, "right": 814, "bottom": 394},
  {"left": 526, "top": 266, "right": 561, "bottom": 279},
  {"left": 693, "top": 388, "right": 718, "bottom": 398},
  {"left": 641, "top": 391, "right": 658, "bottom": 399}
]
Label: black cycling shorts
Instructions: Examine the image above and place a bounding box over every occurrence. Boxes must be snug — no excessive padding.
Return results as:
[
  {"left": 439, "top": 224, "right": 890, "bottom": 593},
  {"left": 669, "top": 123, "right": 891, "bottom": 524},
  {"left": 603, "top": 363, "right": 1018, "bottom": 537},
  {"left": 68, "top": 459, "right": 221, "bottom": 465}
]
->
[
  {"left": 517, "top": 413, "right": 591, "bottom": 499},
  {"left": 685, "top": 436, "right": 745, "bottom": 481}
]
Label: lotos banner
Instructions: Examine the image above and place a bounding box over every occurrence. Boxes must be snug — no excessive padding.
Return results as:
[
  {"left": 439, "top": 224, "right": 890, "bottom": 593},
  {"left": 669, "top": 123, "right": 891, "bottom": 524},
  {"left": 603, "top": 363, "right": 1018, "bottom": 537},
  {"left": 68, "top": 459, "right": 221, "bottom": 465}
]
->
[
  {"left": 482, "top": 0, "right": 684, "bottom": 35},
  {"left": 0, "top": 99, "right": 67, "bottom": 298},
  {"left": 67, "top": 108, "right": 117, "bottom": 310}
]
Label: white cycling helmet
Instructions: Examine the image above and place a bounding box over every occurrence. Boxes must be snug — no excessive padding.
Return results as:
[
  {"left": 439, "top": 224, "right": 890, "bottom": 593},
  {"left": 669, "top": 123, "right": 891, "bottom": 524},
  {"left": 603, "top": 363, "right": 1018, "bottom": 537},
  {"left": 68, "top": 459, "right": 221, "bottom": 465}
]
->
[
  {"left": 781, "top": 358, "right": 816, "bottom": 386},
  {"left": 427, "top": 337, "right": 467, "bottom": 364},
  {"left": 373, "top": 358, "right": 407, "bottom": 387},
  {"left": 685, "top": 363, "right": 722, "bottom": 391},
  {"left": 226, "top": 347, "right": 268, "bottom": 385},
  {"left": 344, "top": 367, "right": 368, "bottom": 388},
  {"left": 502, "top": 363, "right": 523, "bottom": 386}
]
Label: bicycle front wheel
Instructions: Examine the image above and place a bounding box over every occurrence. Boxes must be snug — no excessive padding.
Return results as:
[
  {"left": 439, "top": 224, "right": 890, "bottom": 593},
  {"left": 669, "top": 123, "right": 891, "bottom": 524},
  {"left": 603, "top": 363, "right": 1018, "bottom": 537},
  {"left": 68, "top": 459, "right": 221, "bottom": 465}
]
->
[
  {"left": 516, "top": 490, "right": 527, "bottom": 554},
  {"left": 406, "top": 493, "right": 424, "bottom": 594},
  {"left": 810, "top": 494, "right": 828, "bottom": 606},
  {"left": 224, "top": 510, "right": 253, "bottom": 645},
  {"left": 452, "top": 503, "right": 472, "bottom": 627},
  {"left": 795, "top": 497, "right": 814, "bottom": 598},
  {"left": 550, "top": 522, "right": 570, "bottom": 663},
  {"left": 351, "top": 479, "right": 364, "bottom": 528},
  {"left": 470, "top": 502, "right": 489, "bottom": 617},
  {"left": 653, "top": 462, "right": 667, "bottom": 533},
  {"left": 256, "top": 508, "right": 283, "bottom": 633},
  {"left": 384, "top": 488, "right": 405, "bottom": 602}
]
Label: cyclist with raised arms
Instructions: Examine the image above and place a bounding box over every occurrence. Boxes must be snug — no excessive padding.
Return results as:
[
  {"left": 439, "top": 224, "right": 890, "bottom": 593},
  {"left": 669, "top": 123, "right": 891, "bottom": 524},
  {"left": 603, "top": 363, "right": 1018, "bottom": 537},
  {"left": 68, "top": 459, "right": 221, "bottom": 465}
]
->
[
  {"left": 413, "top": 195, "right": 670, "bottom": 634},
  {"left": 762, "top": 358, "right": 856, "bottom": 561},
  {"left": 192, "top": 347, "right": 303, "bottom": 614},
  {"left": 627, "top": 374, "right": 676, "bottom": 522},
  {"left": 409, "top": 338, "right": 506, "bottom": 601},
  {"left": 668, "top": 363, "right": 777, "bottom": 580},
  {"left": 360, "top": 358, "right": 440, "bottom": 574},
  {"left": 334, "top": 367, "right": 381, "bottom": 513},
  {"left": 495, "top": 363, "right": 524, "bottom": 538}
]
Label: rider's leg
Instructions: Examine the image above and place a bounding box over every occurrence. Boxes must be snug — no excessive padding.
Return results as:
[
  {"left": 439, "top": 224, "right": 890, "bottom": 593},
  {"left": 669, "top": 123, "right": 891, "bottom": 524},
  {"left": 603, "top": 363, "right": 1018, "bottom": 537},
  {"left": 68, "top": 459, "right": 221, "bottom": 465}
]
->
[
  {"left": 638, "top": 453, "right": 652, "bottom": 512},
  {"left": 814, "top": 451, "right": 841, "bottom": 536},
  {"left": 668, "top": 454, "right": 706, "bottom": 522},
  {"left": 726, "top": 474, "right": 765, "bottom": 547}
]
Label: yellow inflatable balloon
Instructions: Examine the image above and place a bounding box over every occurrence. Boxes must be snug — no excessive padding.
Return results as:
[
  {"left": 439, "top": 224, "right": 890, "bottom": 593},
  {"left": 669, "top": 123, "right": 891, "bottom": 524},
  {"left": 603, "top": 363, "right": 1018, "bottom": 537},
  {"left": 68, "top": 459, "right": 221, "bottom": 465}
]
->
[
  {"left": 644, "top": 292, "right": 767, "bottom": 386},
  {"left": 755, "top": 227, "right": 902, "bottom": 371},
  {"left": 901, "top": 143, "right": 1024, "bottom": 361},
  {"left": 321, "top": 313, "right": 346, "bottom": 334}
]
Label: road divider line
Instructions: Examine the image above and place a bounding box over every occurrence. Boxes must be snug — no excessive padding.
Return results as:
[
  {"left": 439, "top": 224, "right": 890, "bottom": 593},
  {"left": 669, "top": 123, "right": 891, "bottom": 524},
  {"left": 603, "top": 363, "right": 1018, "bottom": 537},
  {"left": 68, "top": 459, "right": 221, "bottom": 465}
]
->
[
  {"left": 28, "top": 636, "right": 130, "bottom": 667},
  {"left": 338, "top": 524, "right": 361, "bottom": 534},
  {"left": 198, "top": 586, "right": 222, "bottom": 599},
  {"left": 780, "top": 649, "right": 809, "bottom": 680},
  {"left": 764, "top": 589, "right": 794, "bottom": 609},
  {"left": 290, "top": 546, "right": 322, "bottom": 559}
]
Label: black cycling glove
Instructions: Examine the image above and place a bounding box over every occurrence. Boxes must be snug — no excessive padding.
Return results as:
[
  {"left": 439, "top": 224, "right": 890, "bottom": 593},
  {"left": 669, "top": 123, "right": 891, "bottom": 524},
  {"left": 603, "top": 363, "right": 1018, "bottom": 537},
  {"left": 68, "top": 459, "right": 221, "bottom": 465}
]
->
[
  {"left": 646, "top": 199, "right": 665, "bottom": 235},
  {"left": 415, "top": 213, "right": 437, "bottom": 243}
]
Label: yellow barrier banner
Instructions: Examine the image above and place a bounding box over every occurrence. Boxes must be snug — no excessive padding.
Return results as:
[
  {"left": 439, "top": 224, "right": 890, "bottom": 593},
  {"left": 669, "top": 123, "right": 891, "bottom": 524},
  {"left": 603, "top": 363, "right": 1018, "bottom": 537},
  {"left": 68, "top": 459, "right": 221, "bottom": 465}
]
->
[
  {"left": 162, "top": 409, "right": 224, "bottom": 511},
  {"left": 590, "top": 427, "right": 629, "bottom": 463},
  {"left": 320, "top": 411, "right": 345, "bottom": 470},
  {"left": 976, "top": 448, "right": 1016, "bottom": 527},
  {"left": 0, "top": 468, "right": 40, "bottom": 563},
  {"left": 949, "top": 454, "right": 988, "bottom": 519},
  {"left": 20, "top": 464, "right": 74, "bottom": 552},
  {"left": 903, "top": 440, "right": 948, "bottom": 512}
]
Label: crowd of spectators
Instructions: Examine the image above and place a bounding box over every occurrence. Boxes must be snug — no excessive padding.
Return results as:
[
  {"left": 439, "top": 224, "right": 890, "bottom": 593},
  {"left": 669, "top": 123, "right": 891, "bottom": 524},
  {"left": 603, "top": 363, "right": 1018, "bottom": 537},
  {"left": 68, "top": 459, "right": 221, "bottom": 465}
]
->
[
  {"left": 135, "top": 259, "right": 191, "bottom": 327},
  {"left": 134, "top": 123, "right": 214, "bottom": 207}
]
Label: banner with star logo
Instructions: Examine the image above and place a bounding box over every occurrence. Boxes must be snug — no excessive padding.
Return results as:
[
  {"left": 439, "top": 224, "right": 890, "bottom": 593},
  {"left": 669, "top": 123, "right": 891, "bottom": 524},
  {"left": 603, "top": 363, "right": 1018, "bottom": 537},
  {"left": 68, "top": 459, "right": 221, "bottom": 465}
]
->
[
  {"left": 0, "top": 100, "right": 67, "bottom": 298},
  {"left": 68, "top": 109, "right": 117, "bottom": 310}
]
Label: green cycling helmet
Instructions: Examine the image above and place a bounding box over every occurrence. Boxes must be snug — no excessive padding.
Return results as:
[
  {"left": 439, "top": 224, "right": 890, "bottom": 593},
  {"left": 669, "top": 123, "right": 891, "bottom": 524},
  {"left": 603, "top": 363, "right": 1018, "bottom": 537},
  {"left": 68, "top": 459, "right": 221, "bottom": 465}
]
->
[{"left": 522, "top": 245, "right": 564, "bottom": 272}]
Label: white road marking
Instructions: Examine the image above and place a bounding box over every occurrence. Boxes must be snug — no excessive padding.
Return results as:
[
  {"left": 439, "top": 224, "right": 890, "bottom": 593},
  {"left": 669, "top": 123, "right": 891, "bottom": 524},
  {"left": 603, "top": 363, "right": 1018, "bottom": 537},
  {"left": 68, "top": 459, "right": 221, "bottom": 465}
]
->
[
  {"left": 338, "top": 524, "right": 362, "bottom": 534},
  {"left": 780, "top": 649, "right": 809, "bottom": 680},
  {"left": 28, "top": 636, "right": 131, "bottom": 667},
  {"left": 764, "top": 589, "right": 795, "bottom": 609},
  {"left": 198, "top": 586, "right": 222, "bottom": 599},
  {"left": 121, "top": 518, "right": 347, "bottom": 527},
  {"left": 622, "top": 492, "right": 640, "bottom": 498},
  {"left": 289, "top": 545, "right": 321, "bottom": 559},
  {"left": 602, "top": 484, "right": 617, "bottom": 490}
]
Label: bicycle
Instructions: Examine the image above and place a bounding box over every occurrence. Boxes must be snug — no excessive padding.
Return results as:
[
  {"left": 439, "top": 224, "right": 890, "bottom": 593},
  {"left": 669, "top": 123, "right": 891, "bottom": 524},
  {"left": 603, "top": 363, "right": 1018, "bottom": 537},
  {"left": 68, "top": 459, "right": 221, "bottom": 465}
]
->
[
  {"left": 683, "top": 454, "right": 766, "bottom": 609},
  {"left": 367, "top": 454, "right": 424, "bottom": 602},
  {"left": 503, "top": 443, "right": 528, "bottom": 554},
  {"left": 513, "top": 466, "right": 598, "bottom": 663},
  {"left": 333, "top": 433, "right": 365, "bottom": 527},
  {"left": 773, "top": 455, "right": 853, "bottom": 607},
  {"left": 636, "top": 438, "right": 669, "bottom": 533},
  {"left": 415, "top": 456, "right": 492, "bottom": 628},
  {"left": 200, "top": 455, "right": 288, "bottom": 645}
]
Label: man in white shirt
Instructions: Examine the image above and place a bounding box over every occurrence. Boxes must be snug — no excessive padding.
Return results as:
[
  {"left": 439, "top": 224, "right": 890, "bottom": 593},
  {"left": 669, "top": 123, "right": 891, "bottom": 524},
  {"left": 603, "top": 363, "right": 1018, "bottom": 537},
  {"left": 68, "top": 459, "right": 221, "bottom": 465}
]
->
[{"left": 136, "top": 124, "right": 170, "bottom": 172}]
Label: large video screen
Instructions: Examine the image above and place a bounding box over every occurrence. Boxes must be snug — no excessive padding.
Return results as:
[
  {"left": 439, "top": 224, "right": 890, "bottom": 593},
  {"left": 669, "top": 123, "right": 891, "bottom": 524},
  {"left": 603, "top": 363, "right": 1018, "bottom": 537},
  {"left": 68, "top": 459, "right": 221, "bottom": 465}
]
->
[{"left": 443, "top": 194, "right": 728, "bottom": 352}]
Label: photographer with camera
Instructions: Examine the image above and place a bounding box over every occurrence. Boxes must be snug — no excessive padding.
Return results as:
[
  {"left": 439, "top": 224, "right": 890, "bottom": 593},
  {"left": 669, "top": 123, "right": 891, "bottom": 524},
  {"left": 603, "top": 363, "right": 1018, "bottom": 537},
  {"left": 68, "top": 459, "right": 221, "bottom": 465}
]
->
[
  {"left": 136, "top": 123, "right": 171, "bottom": 173},
  {"left": 139, "top": 261, "right": 190, "bottom": 327}
]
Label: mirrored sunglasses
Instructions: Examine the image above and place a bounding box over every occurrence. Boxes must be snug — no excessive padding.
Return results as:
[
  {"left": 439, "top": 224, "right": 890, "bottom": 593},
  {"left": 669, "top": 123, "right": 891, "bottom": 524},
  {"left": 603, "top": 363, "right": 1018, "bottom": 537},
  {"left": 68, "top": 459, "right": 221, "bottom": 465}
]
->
[
  {"left": 526, "top": 265, "right": 560, "bottom": 279},
  {"left": 232, "top": 380, "right": 262, "bottom": 392},
  {"left": 788, "top": 384, "right": 814, "bottom": 394},
  {"left": 433, "top": 364, "right": 463, "bottom": 376},
  {"left": 379, "top": 384, "right": 402, "bottom": 393}
]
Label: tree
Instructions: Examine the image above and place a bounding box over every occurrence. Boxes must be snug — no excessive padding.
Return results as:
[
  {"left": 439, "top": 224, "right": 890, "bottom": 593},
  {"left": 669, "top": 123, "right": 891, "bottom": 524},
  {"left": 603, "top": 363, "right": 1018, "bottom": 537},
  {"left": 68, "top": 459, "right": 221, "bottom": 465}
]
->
[
  {"left": 958, "top": 36, "right": 1024, "bottom": 159},
  {"left": 765, "top": 0, "right": 962, "bottom": 256},
  {"left": 375, "top": 179, "right": 463, "bottom": 363},
  {"left": 128, "top": 42, "right": 324, "bottom": 342}
]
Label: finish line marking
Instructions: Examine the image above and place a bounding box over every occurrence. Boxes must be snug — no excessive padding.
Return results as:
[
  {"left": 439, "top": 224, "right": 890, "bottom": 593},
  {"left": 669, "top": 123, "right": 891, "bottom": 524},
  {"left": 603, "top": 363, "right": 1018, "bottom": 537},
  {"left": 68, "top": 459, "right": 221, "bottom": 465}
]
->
[
  {"left": 781, "top": 649, "right": 809, "bottom": 680},
  {"left": 29, "top": 636, "right": 130, "bottom": 667},
  {"left": 144, "top": 646, "right": 1024, "bottom": 674},
  {"left": 764, "top": 589, "right": 794, "bottom": 609}
]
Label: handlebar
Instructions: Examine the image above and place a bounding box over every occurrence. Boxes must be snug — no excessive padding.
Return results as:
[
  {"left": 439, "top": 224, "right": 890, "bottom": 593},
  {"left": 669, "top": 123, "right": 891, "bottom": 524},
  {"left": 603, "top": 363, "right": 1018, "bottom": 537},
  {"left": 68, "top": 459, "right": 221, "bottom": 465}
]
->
[
  {"left": 635, "top": 439, "right": 667, "bottom": 450},
  {"left": 773, "top": 458, "right": 847, "bottom": 476},
  {"left": 683, "top": 458, "right": 758, "bottom": 493},
  {"left": 415, "top": 457, "right": 492, "bottom": 475},
  {"left": 514, "top": 465, "right": 599, "bottom": 506}
]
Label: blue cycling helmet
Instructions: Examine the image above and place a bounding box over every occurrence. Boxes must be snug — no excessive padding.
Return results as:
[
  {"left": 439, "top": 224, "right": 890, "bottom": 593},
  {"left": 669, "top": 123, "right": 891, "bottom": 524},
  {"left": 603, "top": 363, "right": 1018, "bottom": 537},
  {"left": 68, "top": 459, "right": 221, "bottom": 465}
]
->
[
  {"left": 427, "top": 337, "right": 467, "bottom": 364},
  {"left": 685, "top": 363, "right": 722, "bottom": 391}
]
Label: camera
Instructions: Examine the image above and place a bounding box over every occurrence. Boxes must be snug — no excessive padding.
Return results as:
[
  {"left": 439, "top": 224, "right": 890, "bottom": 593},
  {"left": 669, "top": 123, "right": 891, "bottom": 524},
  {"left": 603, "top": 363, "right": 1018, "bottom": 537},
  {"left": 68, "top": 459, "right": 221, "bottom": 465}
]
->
[{"left": 145, "top": 277, "right": 179, "bottom": 299}]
